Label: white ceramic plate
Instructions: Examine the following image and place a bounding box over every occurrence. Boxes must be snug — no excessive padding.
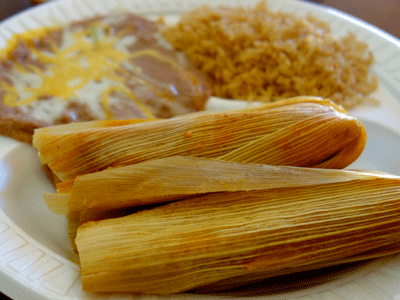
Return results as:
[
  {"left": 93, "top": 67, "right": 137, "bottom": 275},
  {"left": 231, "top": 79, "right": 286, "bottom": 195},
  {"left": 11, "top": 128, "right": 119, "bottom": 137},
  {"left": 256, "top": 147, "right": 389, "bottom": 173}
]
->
[{"left": 0, "top": 0, "right": 400, "bottom": 299}]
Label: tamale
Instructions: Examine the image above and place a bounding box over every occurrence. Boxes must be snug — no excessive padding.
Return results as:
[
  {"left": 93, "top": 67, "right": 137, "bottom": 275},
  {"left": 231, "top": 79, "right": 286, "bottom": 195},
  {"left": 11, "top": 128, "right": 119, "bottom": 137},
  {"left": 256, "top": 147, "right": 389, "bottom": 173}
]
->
[
  {"left": 44, "top": 156, "right": 381, "bottom": 216},
  {"left": 48, "top": 157, "right": 398, "bottom": 255},
  {"left": 33, "top": 96, "right": 366, "bottom": 182},
  {"left": 75, "top": 171, "right": 400, "bottom": 294}
]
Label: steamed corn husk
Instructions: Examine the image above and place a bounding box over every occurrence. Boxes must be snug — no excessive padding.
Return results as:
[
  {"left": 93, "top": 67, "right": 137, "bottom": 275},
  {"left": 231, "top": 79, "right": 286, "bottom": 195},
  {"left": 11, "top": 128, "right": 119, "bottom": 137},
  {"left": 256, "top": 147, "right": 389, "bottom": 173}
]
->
[
  {"left": 76, "top": 171, "right": 400, "bottom": 294},
  {"left": 195, "top": 242, "right": 400, "bottom": 294},
  {"left": 45, "top": 156, "right": 384, "bottom": 249},
  {"left": 43, "top": 156, "right": 384, "bottom": 216},
  {"left": 32, "top": 96, "right": 366, "bottom": 182},
  {"left": 48, "top": 156, "right": 400, "bottom": 255}
]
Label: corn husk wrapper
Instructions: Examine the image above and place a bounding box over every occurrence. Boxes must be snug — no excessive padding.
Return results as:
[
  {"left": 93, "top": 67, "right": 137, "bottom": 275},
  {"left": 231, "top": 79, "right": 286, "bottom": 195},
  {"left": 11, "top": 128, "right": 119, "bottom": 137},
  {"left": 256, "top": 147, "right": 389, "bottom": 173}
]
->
[
  {"left": 44, "top": 156, "right": 384, "bottom": 249},
  {"left": 32, "top": 97, "right": 366, "bottom": 182},
  {"left": 76, "top": 168, "right": 400, "bottom": 294},
  {"left": 44, "top": 156, "right": 382, "bottom": 216},
  {"left": 195, "top": 242, "right": 400, "bottom": 294}
]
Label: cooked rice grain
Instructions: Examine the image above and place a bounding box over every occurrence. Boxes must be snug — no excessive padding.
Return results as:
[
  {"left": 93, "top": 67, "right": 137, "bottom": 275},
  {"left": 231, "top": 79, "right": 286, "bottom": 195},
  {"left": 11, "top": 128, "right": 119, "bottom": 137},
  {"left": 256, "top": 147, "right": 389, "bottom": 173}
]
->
[{"left": 163, "top": 1, "right": 379, "bottom": 109}]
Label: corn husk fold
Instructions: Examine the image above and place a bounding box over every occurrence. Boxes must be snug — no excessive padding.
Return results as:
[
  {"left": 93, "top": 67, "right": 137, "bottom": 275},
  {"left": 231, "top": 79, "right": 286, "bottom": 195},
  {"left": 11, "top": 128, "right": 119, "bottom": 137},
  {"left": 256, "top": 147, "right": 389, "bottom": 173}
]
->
[
  {"left": 33, "top": 97, "right": 366, "bottom": 182},
  {"left": 75, "top": 168, "right": 400, "bottom": 294}
]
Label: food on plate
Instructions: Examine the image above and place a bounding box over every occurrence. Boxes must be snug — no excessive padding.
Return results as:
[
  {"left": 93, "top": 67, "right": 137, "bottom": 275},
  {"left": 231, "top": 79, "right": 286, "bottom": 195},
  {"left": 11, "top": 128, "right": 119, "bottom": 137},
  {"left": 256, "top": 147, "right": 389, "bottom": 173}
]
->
[
  {"left": 33, "top": 96, "right": 367, "bottom": 182},
  {"left": 45, "top": 156, "right": 377, "bottom": 217},
  {"left": 43, "top": 156, "right": 380, "bottom": 246},
  {"left": 163, "top": 1, "right": 378, "bottom": 109},
  {"left": 45, "top": 155, "right": 379, "bottom": 247},
  {"left": 0, "top": 11, "right": 211, "bottom": 144},
  {"left": 74, "top": 160, "right": 400, "bottom": 294}
]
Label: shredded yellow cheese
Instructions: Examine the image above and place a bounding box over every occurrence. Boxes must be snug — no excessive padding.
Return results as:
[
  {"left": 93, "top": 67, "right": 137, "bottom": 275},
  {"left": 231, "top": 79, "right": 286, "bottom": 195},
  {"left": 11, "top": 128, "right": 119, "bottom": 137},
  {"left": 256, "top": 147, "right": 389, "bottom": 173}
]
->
[
  {"left": 0, "top": 18, "right": 191, "bottom": 120},
  {"left": 4, "top": 23, "right": 131, "bottom": 106}
]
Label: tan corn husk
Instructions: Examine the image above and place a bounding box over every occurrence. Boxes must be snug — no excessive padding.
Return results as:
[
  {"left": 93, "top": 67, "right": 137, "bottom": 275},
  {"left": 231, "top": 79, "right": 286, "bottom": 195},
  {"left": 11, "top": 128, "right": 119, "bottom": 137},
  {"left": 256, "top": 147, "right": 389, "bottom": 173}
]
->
[
  {"left": 195, "top": 242, "right": 400, "bottom": 293},
  {"left": 76, "top": 172, "right": 400, "bottom": 294},
  {"left": 33, "top": 96, "right": 366, "bottom": 182},
  {"left": 44, "top": 156, "right": 384, "bottom": 249},
  {"left": 43, "top": 156, "right": 384, "bottom": 216}
]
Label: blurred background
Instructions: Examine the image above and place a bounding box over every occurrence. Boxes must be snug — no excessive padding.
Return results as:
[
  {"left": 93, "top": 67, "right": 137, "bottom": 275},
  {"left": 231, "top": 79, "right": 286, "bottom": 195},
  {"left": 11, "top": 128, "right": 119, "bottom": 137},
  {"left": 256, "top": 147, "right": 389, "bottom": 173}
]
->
[
  {"left": 0, "top": 0, "right": 398, "bottom": 39},
  {"left": 307, "top": 0, "right": 400, "bottom": 39},
  {"left": 0, "top": 0, "right": 399, "bottom": 40}
]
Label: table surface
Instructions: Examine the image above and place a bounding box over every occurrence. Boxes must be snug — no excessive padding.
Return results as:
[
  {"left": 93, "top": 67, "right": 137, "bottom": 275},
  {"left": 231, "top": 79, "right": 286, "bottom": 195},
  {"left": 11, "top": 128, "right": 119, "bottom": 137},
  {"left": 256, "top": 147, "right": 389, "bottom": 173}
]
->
[
  {"left": 0, "top": 0, "right": 398, "bottom": 299},
  {"left": 311, "top": 0, "right": 400, "bottom": 39}
]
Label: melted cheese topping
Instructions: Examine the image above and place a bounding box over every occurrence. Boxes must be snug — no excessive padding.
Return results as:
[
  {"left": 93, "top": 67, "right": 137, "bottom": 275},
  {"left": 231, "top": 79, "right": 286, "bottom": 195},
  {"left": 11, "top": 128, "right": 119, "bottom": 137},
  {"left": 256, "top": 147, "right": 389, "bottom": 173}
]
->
[
  {"left": 4, "top": 24, "right": 131, "bottom": 105},
  {"left": 0, "top": 17, "right": 183, "bottom": 121}
]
